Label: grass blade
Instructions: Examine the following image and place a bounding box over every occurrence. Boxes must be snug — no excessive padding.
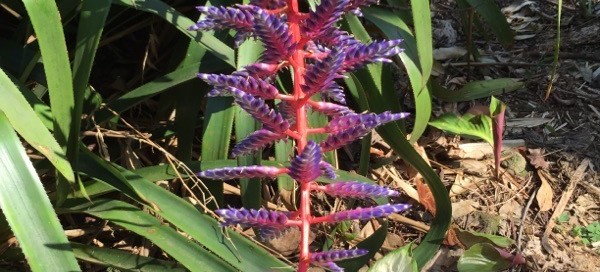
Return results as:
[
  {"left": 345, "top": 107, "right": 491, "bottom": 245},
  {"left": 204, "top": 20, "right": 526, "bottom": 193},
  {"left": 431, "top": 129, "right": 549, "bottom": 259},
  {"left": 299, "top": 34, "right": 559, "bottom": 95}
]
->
[
  {"left": 0, "top": 111, "right": 80, "bottom": 271},
  {"left": 113, "top": 0, "right": 235, "bottom": 67},
  {"left": 0, "top": 69, "right": 75, "bottom": 184},
  {"left": 61, "top": 199, "right": 236, "bottom": 271},
  {"left": 71, "top": 242, "right": 186, "bottom": 272},
  {"left": 545, "top": 0, "right": 562, "bottom": 99},
  {"left": 363, "top": 8, "right": 432, "bottom": 142}
]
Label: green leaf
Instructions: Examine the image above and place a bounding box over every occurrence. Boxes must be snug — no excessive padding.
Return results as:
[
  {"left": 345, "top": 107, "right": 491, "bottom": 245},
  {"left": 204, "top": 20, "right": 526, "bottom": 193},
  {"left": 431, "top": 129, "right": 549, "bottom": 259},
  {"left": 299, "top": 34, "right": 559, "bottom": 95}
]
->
[
  {"left": 455, "top": 229, "right": 514, "bottom": 248},
  {"left": 368, "top": 244, "right": 418, "bottom": 272},
  {"left": 235, "top": 38, "right": 263, "bottom": 209},
  {"left": 0, "top": 111, "right": 80, "bottom": 272},
  {"left": 71, "top": 242, "right": 186, "bottom": 272},
  {"left": 463, "top": 0, "right": 514, "bottom": 48},
  {"left": 22, "top": 0, "right": 77, "bottom": 200},
  {"left": 410, "top": 0, "right": 433, "bottom": 86},
  {"left": 113, "top": 0, "right": 235, "bottom": 67},
  {"left": 61, "top": 199, "right": 236, "bottom": 271},
  {"left": 94, "top": 61, "right": 226, "bottom": 124},
  {"left": 86, "top": 160, "right": 293, "bottom": 271},
  {"left": 432, "top": 78, "right": 523, "bottom": 102},
  {"left": 363, "top": 7, "right": 432, "bottom": 142},
  {"left": 457, "top": 243, "right": 512, "bottom": 272},
  {"left": 429, "top": 113, "right": 493, "bottom": 144},
  {"left": 0, "top": 69, "right": 75, "bottom": 183},
  {"left": 201, "top": 96, "right": 235, "bottom": 208},
  {"left": 22, "top": 0, "right": 74, "bottom": 151}
]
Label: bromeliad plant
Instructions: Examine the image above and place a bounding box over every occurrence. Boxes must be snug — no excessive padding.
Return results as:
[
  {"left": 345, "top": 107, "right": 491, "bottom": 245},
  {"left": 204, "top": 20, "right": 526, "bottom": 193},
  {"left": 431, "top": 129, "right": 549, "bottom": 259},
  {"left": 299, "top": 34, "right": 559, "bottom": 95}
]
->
[{"left": 192, "top": 0, "right": 410, "bottom": 271}]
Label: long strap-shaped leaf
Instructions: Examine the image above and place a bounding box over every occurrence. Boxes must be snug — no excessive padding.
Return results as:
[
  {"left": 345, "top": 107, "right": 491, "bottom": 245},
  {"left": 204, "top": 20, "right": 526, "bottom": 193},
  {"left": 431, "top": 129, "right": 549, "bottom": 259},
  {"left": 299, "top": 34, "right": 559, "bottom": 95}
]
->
[
  {"left": 61, "top": 199, "right": 236, "bottom": 271},
  {"left": 71, "top": 0, "right": 112, "bottom": 198},
  {"left": 71, "top": 242, "right": 187, "bottom": 272},
  {"left": 22, "top": 0, "right": 77, "bottom": 199},
  {"left": 363, "top": 7, "right": 432, "bottom": 143},
  {"left": 0, "top": 111, "right": 80, "bottom": 272},
  {"left": 113, "top": 0, "right": 235, "bottom": 67},
  {"left": 77, "top": 155, "right": 293, "bottom": 271},
  {"left": 0, "top": 69, "right": 75, "bottom": 185}
]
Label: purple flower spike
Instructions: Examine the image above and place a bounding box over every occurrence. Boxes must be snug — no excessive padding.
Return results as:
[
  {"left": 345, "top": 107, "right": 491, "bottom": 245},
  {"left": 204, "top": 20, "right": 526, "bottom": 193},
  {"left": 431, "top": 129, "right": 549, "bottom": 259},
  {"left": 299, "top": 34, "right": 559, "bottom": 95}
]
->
[
  {"left": 318, "top": 29, "right": 360, "bottom": 48},
  {"left": 190, "top": 6, "right": 254, "bottom": 32},
  {"left": 330, "top": 203, "right": 411, "bottom": 222},
  {"left": 342, "top": 39, "right": 404, "bottom": 72},
  {"left": 320, "top": 125, "right": 372, "bottom": 152},
  {"left": 242, "top": 62, "right": 281, "bottom": 78},
  {"left": 321, "top": 82, "right": 346, "bottom": 104},
  {"left": 346, "top": 0, "right": 379, "bottom": 16},
  {"left": 231, "top": 88, "right": 290, "bottom": 132},
  {"left": 318, "top": 262, "right": 344, "bottom": 272},
  {"left": 311, "top": 249, "right": 368, "bottom": 263},
  {"left": 322, "top": 181, "right": 399, "bottom": 199},
  {"left": 197, "top": 73, "right": 279, "bottom": 99},
  {"left": 253, "top": 9, "right": 296, "bottom": 63},
  {"left": 288, "top": 141, "right": 323, "bottom": 183},
  {"left": 302, "top": 49, "right": 346, "bottom": 98},
  {"left": 309, "top": 101, "right": 354, "bottom": 116},
  {"left": 320, "top": 161, "right": 337, "bottom": 179},
  {"left": 232, "top": 129, "right": 287, "bottom": 157},
  {"left": 216, "top": 208, "right": 288, "bottom": 227},
  {"left": 326, "top": 111, "right": 410, "bottom": 133},
  {"left": 277, "top": 101, "right": 296, "bottom": 125},
  {"left": 302, "top": 0, "right": 352, "bottom": 40},
  {"left": 198, "top": 165, "right": 284, "bottom": 180}
]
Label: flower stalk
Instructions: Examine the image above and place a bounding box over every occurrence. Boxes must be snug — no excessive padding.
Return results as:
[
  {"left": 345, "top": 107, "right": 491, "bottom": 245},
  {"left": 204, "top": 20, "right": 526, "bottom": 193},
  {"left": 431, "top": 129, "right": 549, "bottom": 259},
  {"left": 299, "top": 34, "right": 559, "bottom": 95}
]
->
[{"left": 192, "top": 0, "right": 409, "bottom": 271}]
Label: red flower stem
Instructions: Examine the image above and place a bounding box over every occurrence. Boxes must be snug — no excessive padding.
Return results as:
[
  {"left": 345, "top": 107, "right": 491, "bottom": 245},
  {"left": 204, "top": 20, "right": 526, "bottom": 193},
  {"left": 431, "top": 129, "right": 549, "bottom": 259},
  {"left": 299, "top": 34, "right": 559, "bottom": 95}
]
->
[
  {"left": 287, "top": 0, "right": 312, "bottom": 271},
  {"left": 307, "top": 128, "right": 327, "bottom": 134}
]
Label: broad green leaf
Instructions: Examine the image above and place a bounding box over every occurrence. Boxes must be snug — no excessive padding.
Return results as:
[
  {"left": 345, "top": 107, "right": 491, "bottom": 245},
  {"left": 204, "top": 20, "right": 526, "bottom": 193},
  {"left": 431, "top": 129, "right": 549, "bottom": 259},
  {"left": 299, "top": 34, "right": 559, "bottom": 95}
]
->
[
  {"left": 429, "top": 113, "right": 493, "bottom": 144},
  {"left": 94, "top": 61, "right": 226, "bottom": 124},
  {"left": 432, "top": 78, "right": 523, "bottom": 102},
  {"left": 69, "top": 0, "right": 112, "bottom": 201},
  {"left": 22, "top": 0, "right": 74, "bottom": 151},
  {"left": 463, "top": 0, "right": 514, "bottom": 48},
  {"left": 113, "top": 0, "right": 235, "bottom": 67},
  {"left": 22, "top": 0, "right": 77, "bottom": 200},
  {"left": 0, "top": 68, "right": 75, "bottom": 183},
  {"left": 0, "top": 111, "right": 80, "bottom": 272},
  {"left": 71, "top": 242, "right": 186, "bottom": 272},
  {"left": 235, "top": 38, "right": 263, "bottom": 209},
  {"left": 201, "top": 96, "right": 235, "bottom": 208},
  {"left": 363, "top": 7, "right": 432, "bottom": 142},
  {"left": 411, "top": 0, "right": 433, "bottom": 86},
  {"left": 61, "top": 199, "right": 236, "bottom": 272},
  {"left": 368, "top": 244, "right": 418, "bottom": 272},
  {"left": 455, "top": 229, "right": 514, "bottom": 248},
  {"left": 83, "top": 160, "right": 293, "bottom": 271},
  {"left": 457, "top": 243, "right": 512, "bottom": 272}
]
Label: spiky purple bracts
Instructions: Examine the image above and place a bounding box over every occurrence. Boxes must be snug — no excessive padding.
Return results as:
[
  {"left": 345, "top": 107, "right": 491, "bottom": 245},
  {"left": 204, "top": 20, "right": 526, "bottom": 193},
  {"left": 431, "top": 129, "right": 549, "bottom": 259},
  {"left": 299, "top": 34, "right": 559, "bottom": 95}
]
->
[{"left": 191, "top": 0, "right": 408, "bottom": 270}]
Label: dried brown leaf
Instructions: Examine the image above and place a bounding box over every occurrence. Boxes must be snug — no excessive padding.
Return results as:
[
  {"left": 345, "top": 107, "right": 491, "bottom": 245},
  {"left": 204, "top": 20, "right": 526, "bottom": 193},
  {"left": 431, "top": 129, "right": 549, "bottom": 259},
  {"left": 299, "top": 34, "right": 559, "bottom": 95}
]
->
[{"left": 536, "top": 170, "right": 554, "bottom": 212}]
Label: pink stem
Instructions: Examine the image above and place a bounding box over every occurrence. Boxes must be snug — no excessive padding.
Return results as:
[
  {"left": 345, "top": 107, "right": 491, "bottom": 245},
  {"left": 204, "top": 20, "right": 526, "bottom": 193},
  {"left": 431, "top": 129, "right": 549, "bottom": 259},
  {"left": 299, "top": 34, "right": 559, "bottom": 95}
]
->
[{"left": 286, "top": 1, "right": 312, "bottom": 270}]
